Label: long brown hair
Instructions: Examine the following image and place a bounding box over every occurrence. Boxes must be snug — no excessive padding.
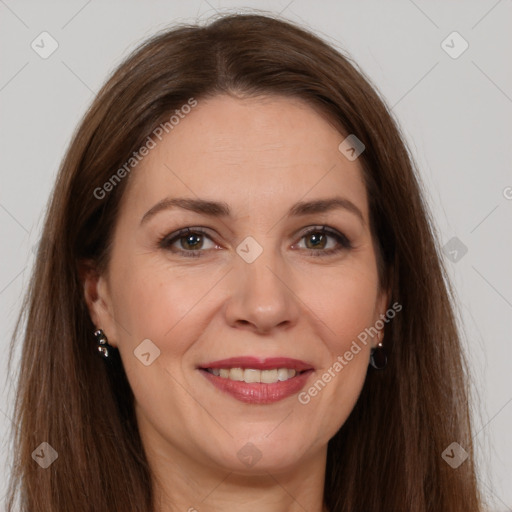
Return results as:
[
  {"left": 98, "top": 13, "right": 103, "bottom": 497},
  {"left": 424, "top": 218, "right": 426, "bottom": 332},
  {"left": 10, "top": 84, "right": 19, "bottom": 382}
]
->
[{"left": 6, "top": 12, "right": 483, "bottom": 511}]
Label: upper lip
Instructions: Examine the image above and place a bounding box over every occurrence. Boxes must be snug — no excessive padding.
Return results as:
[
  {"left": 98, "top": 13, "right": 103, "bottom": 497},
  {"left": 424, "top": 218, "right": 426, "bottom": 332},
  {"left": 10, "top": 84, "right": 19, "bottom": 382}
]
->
[{"left": 199, "top": 356, "right": 314, "bottom": 372}]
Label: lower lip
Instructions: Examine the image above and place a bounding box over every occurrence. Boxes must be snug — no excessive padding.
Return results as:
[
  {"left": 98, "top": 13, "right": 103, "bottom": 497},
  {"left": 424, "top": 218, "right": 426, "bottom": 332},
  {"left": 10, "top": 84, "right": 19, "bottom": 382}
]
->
[{"left": 200, "top": 369, "right": 314, "bottom": 404}]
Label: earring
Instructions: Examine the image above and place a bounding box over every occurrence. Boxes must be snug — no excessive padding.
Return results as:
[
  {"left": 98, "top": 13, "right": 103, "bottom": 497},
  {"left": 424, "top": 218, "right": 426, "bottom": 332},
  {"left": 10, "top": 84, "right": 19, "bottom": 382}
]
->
[
  {"left": 94, "top": 329, "right": 112, "bottom": 359},
  {"left": 369, "top": 333, "right": 387, "bottom": 370}
]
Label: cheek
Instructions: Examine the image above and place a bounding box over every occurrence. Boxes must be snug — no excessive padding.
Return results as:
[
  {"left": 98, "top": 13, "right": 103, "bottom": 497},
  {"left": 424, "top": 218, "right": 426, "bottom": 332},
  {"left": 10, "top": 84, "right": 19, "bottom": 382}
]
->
[
  {"left": 296, "top": 260, "right": 379, "bottom": 427},
  {"left": 304, "top": 260, "right": 380, "bottom": 353},
  {"left": 311, "top": 278, "right": 375, "bottom": 399},
  {"left": 110, "top": 260, "right": 215, "bottom": 344},
  {"left": 108, "top": 264, "right": 209, "bottom": 439}
]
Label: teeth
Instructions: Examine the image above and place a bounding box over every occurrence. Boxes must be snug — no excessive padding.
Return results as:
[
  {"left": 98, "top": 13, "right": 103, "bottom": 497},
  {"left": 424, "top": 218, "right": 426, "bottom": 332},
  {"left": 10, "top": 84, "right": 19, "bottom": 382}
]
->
[
  {"left": 207, "top": 367, "right": 298, "bottom": 383},
  {"left": 244, "top": 369, "right": 260, "bottom": 383},
  {"left": 261, "top": 369, "right": 277, "bottom": 384},
  {"left": 278, "top": 368, "right": 289, "bottom": 381},
  {"left": 229, "top": 368, "right": 244, "bottom": 381}
]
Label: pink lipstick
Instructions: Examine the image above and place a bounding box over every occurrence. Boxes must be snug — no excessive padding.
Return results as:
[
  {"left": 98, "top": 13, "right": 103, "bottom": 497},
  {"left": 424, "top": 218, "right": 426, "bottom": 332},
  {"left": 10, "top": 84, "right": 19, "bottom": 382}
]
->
[{"left": 198, "top": 356, "right": 314, "bottom": 404}]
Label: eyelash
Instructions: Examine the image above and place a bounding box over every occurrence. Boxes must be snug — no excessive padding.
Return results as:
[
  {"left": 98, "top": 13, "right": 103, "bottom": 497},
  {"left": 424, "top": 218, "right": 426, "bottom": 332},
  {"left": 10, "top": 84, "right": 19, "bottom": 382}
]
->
[{"left": 158, "top": 226, "right": 352, "bottom": 259}]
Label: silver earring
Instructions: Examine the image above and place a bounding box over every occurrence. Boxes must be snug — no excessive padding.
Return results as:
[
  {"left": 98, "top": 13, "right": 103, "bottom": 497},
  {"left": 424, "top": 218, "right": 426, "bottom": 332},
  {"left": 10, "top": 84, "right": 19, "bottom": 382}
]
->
[{"left": 94, "top": 329, "right": 112, "bottom": 358}]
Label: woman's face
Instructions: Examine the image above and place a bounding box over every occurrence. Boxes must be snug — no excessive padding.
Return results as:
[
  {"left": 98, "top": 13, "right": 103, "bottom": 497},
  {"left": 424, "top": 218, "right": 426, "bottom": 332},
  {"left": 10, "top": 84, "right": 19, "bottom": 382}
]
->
[{"left": 85, "top": 94, "right": 389, "bottom": 475}]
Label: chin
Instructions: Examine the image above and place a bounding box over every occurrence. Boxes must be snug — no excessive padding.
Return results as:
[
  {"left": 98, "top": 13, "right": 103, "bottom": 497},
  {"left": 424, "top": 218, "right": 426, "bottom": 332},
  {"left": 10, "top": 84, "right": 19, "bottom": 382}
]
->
[{"left": 207, "top": 433, "right": 316, "bottom": 475}]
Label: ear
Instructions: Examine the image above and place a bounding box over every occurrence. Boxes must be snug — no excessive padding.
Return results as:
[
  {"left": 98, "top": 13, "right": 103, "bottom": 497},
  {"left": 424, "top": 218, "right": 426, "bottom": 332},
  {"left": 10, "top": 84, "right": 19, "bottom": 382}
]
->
[
  {"left": 78, "top": 260, "right": 119, "bottom": 347},
  {"left": 376, "top": 286, "right": 391, "bottom": 316}
]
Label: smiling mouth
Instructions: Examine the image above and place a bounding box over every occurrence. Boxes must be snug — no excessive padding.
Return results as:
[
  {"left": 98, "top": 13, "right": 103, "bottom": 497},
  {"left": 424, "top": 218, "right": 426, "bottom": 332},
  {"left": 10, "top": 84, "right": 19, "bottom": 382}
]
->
[
  {"left": 199, "top": 366, "right": 314, "bottom": 404},
  {"left": 197, "top": 356, "right": 315, "bottom": 404},
  {"left": 202, "top": 367, "right": 307, "bottom": 384}
]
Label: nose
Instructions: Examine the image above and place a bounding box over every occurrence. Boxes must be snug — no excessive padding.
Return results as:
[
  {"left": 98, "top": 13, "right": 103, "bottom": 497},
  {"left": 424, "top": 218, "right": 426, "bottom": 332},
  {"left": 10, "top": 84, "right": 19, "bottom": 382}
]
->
[{"left": 223, "top": 245, "right": 301, "bottom": 335}]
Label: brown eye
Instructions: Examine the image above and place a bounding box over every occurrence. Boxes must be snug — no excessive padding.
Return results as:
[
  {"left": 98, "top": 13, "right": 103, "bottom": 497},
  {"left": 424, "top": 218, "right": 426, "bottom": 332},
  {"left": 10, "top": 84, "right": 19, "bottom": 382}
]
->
[
  {"left": 179, "top": 232, "right": 204, "bottom": 250},
  {"left": 304, "top": 231, "right": 328, "bottom": 250},
  {"left": 159, "top": 227, "right": 218, "bottom": 257},
  {"left": 296, "top": 226, "right": 352, "bottom": 257}
]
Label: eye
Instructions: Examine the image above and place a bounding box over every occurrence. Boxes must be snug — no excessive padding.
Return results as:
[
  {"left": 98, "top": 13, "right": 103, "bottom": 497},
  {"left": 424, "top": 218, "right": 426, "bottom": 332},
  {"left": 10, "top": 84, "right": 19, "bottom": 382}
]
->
[
  {"left": 294, "top": 226, "right": 352, "bottom": 257},
  {"left": 159, "top": 227, "right": 218, "bottom": 258},
  {"left": 158, "top": 225, "right": 352, "bottom": 259}
]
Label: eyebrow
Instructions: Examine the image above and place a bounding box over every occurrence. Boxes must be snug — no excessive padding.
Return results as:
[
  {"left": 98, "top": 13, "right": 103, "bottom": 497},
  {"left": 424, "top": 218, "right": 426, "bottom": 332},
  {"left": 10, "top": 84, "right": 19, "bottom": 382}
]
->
[{"left": 140, "top": 196, "right": 365, "bottom": 225}]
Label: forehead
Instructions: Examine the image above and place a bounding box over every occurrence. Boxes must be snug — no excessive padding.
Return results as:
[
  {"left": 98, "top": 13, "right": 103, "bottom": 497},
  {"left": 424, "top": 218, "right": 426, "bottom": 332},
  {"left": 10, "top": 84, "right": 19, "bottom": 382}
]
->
[{"left": 120, "top": 94, "right": 368, "bottom": 221}]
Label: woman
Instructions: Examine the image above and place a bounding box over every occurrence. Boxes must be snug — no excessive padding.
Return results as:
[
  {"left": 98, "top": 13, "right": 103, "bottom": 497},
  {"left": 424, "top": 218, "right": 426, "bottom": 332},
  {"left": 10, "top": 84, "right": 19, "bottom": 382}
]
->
[{"left": 6, "top": 13, "right": 483, "bottom": 512}]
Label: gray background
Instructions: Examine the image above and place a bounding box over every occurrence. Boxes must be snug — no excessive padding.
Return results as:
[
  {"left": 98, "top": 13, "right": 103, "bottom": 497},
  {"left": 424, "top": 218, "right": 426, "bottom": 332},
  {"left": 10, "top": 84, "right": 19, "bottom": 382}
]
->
[{"left": 1, "top": 0, "right": 511, "bottom": 510}]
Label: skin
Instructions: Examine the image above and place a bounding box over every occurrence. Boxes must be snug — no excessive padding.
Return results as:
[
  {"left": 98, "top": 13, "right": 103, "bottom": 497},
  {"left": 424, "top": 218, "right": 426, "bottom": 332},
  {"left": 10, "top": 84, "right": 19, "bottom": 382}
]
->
[{"left": 83, "top": 94, "right": 389, "bottom": 512}]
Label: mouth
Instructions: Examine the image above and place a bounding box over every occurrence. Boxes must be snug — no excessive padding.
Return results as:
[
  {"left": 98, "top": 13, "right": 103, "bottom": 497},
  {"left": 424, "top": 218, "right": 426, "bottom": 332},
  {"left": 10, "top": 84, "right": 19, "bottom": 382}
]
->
[
  {"left": 203, "top": 367, "right": 306, "bottom": 383},
  {"left": 197, "top": 357, "right": 314, "bottom": 404}
]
